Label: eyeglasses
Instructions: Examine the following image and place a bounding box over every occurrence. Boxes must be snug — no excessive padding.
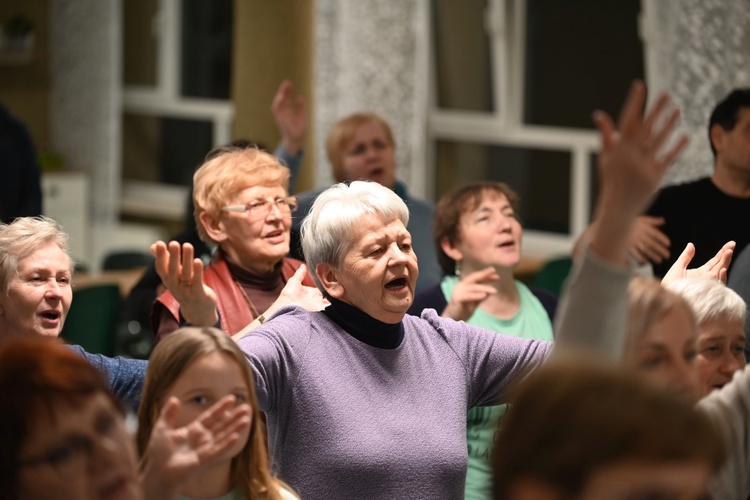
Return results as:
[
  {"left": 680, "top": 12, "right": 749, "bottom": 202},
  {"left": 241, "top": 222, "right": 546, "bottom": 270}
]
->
[{"left": 222, "top": 196, "right": 298, "bottom": 220}]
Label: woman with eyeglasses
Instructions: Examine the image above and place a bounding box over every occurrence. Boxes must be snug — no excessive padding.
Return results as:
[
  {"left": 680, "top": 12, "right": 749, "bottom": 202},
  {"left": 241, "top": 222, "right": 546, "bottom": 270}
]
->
[{"left": 150, "top": 146, "right": 327, "bottom": 341}]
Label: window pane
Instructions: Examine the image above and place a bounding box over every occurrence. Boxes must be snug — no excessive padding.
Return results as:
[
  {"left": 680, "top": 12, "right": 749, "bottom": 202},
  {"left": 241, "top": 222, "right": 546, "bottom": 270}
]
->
[
  {"left": 523, "top": 0, "right": 643, "bottom": 128},
  {"left": 122, "top": 113, "right": 212, "bottom": 186},
  {"left": 436, "top": 140, "right": 571, "bottom": 233},
  {"left": 181, "top": 0, "right": 232, "bottom": 99},
  {"left": 432, "top": 0, "right": 494, "bottom": 111},
  {"left": 589, "top": 152, "right": 599, "bottom": 221},
  {"left": 123, "top": 0, "right": 158, "bottom": 87}
]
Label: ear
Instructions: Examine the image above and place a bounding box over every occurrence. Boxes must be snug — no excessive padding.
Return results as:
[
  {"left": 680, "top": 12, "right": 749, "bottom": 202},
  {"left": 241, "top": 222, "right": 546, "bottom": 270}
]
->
[
  {"left": 316, "top": 262, "right": 345, "bottom": 299},
  {"left": 440, "top": 236, "right": 463, "bottom": 263},
  {"left": 199, "top": 211, "right": 228, "bottom": 243},
  {"left": 710, "top": 123, "right": 726, "bottom": 156}
]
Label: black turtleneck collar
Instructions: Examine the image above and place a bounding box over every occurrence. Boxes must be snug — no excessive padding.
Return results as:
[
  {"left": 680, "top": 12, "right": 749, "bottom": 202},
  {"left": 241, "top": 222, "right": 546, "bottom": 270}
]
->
[
  {"left": 323, "top": 296, "right": 404, "bottom": 349},
  {"left": 222, "top": 250, "right": 284, "bottom": 290}
]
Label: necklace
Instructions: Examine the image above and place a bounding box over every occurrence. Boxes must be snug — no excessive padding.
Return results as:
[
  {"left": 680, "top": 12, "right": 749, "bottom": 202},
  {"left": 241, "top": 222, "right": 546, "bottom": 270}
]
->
[{"left": 234, "top": 280, "right": 260, "bottom": 318}]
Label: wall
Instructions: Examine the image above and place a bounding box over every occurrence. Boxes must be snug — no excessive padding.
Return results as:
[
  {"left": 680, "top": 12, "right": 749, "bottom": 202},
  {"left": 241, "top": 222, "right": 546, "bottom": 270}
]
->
[
  {"left": 233, "top": 0, "right": 315, "bottom": 191},
  {"left": 0, "top": 0, "right": 50, "bottom": 149}
]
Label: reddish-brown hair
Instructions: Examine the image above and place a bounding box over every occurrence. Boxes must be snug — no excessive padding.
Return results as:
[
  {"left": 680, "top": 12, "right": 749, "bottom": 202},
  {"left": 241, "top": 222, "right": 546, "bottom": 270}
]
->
[{"left": 0, "top": 337, "right": 114, "bottom": 500}]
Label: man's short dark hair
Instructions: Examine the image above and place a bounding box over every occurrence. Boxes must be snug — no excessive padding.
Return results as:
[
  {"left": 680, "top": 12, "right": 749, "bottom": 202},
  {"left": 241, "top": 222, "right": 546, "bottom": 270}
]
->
[{"left": 708, "top": 88, "right": 750, "bottom": 158}]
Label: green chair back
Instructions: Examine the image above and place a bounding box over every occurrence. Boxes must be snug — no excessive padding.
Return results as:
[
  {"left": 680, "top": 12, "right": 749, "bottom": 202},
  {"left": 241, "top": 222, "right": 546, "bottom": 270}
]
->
[
  {"left": 532, "top": 256, "right": 573, "bottom": 298},
  {"left": 102, "top": 251, "right": 154, "bottom": 271},
  {"left": 61, "top": 284, "right": 121, "bottom": 357}
]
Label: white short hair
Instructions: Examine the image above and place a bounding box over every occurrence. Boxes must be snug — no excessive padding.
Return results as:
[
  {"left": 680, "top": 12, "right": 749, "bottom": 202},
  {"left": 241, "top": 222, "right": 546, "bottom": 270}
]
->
[
  {"left": 666, "top": 278, "right": 746, "bottom": 326},
  {"left": 300, "top": 181, "right": 410, "bottom": 291}
]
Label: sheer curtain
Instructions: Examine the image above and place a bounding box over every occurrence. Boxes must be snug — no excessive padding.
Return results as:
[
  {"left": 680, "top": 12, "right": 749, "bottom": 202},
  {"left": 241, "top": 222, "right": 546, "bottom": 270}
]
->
[
  {"left": 50, "top": 0, "right": 122, "bottom": 269},
  {"left": 643, "top": 0, "right": 750, "bottom": 185},
  {"left": 314, "top": 0, "right": 429, "bottom": 196}
]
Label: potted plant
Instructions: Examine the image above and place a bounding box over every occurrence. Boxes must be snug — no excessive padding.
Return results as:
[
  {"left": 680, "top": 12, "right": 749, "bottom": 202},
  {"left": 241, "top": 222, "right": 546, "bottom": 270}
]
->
[{"left": 4, "top": 14, "right": 34, "bottom": 52}]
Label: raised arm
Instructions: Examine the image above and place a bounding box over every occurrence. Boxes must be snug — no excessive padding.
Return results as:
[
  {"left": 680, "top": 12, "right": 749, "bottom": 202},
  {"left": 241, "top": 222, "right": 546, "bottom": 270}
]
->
[
  {"left": 555, "top": 81, "right": 689, "bottom": 358},
  {"left": 141, "top": 395, "right": 251, "bottom": 500},
  {"left": 151, "top": 240, "right": 219, "bottom": 327},
  {"left": 271, "top": 80, "right": 307, "bottom": 192}
]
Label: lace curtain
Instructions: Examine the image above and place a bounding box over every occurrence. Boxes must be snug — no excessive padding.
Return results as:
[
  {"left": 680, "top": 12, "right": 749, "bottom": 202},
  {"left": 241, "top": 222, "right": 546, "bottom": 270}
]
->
[
  {"left": 50, "top": 0, "right": 121, "bottom": 267},
  {"left": 314, "top": 0, "right": 429, "bottom": 195},
  {"left": 315, "top": 0, "right": 750, "bottom": 192},
  {"left": 644, "top": 0, "right": 750, "bottom": 185}
]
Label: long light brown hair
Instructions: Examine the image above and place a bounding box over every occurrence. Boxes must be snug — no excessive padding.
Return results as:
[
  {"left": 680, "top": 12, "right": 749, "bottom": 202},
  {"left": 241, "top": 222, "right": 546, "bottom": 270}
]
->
[{"left": 137, "top": 327, "right": 293, "bottom": 500}]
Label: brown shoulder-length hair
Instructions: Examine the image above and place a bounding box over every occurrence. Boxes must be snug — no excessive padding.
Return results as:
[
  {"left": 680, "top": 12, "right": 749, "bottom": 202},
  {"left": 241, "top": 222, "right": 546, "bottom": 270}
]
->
[
  {"left": 325, "top": 112, "right": 395, "bottom": 183},
  {"left": 137, "top": 327, "right": 293, "bottom": 500},
  {"left": 433, "top": 181, "right": 521, "bottom": 276},
  {"left": 0, "top": 337, "right": 117, "bottom": 500}
]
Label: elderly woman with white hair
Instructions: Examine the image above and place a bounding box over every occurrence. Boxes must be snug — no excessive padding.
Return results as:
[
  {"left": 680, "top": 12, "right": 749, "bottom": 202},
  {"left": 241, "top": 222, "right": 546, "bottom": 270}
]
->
[
  {"left": 666, "top": 277, "right": 746, "bottom": 397},
  {"left": 0, "top": 216, "right": 146, "bottom": 410},
  {"left": 222, "top": 82, "right": 686, "bottom": 499}
]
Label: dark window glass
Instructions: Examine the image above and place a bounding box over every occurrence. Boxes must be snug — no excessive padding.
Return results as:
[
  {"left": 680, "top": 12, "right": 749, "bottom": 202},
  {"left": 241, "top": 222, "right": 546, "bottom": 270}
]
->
[
  {"left": 436, "top": 140, "right": 571, "bottom": 233},
  {"left": 432, "top": 0, "right": 494, "bottom": 111},
  {"left": 589, "top": 152, "right": 600, "bottom": 220},
  {"left": 523, "top": 0, "right": 643, "bottom": 128},
  {"left": 123, "top": 0, "right": 158, "bottom": 87},
  {"left": 181, "top": 0, "right": 233, "bottom": 99},
  {"left": 122, "top": 114, "right": 212, "bottom": 186}
]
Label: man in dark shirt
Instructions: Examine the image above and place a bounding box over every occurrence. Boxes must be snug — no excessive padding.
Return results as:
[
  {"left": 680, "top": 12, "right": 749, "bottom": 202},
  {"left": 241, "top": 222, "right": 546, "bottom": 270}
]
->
[{"left": 633, "top": 88, "right": 750, "bottom": 278}]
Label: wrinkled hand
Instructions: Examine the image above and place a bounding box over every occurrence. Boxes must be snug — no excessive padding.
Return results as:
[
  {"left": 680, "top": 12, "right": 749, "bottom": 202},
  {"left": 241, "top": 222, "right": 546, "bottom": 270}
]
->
[
  {"left": 232, "top": 264, "right": 328, "bottom": 341},
  {"left": 273, "top": 264, "right": 329, "bottom": 314},
  {"left": 141, "top": 396, "right": 252, "bottom": 500},
  {"left": 151, "top": 240, "right": 219, "bottom": 326},
  {"left": 628, "top": 215, "right": 671, "bottom": 264},
  {"left": 441, "top": 267, "right": 499, "bottom": 321},
  {"left": 271, "top": 80, "right": 307, "bottom": 156},
  {"left": 661, "top": 241, "right": 735, "bottom": 287}
]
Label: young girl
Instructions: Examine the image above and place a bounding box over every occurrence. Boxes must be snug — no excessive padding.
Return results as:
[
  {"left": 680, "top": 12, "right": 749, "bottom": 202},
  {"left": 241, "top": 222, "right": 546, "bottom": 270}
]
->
[{"left": 137, "top": 326, "right": 297, "bottom": 500}]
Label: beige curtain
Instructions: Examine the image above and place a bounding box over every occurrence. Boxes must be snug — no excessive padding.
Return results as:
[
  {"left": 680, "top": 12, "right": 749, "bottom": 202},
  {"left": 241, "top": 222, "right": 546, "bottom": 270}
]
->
[{"left": 232, "top": 0, "right": 315, "bottom": 190}]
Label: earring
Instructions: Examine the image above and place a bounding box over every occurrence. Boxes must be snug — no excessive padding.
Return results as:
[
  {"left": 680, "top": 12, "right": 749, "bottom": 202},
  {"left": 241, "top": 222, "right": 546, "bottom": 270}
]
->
[{"left": 454, "top": 261, "right": 462, "bottom": 277}]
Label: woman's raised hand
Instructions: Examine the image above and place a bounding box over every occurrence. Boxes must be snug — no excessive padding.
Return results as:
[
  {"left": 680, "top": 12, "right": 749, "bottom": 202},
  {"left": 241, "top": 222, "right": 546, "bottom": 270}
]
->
[
  {"left": 589, "top": 81, "right": 689, "bottom": 266},
  {"left": 441, "top": 267, "right": 499, "bottom": 321},
  {"left": 151, "top": 240, "right": 219, "bottom": 326},
  {"left": 232, "top": 264, "right": 329, "bottom": 341},
  {"left": 141, "top": 395, "right": 252, "bottom": 500},
  {"left": 273, "top": 264, "right": 330, "bottom": 314},
  {"left": 661, "top": 241, "right": 735, "bottom": 287}
]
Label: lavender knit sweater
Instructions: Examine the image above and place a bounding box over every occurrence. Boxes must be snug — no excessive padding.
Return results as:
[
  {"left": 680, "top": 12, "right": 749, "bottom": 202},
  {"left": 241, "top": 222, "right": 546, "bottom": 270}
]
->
[{"left": 236, "top": 251, "right": 629, "bottom": 499}]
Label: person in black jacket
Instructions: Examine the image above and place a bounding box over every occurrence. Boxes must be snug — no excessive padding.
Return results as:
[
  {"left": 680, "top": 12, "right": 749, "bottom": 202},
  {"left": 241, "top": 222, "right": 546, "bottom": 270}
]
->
[{"left": 0, "top": 103, "right": 42, "bottom": 223}]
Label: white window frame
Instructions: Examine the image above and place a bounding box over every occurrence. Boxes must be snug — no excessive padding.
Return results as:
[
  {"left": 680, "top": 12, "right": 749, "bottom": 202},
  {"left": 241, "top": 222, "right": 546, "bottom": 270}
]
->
[
  {"left": 426, "top": 0, "right": 624, "bottom": 259},
  {"left": 120, "top": 0, "right": 234, "bottom": 221}
]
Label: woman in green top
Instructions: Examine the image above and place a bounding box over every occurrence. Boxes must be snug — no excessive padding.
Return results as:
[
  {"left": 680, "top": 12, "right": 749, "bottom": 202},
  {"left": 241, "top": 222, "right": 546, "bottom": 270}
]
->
[{"left": 408, "top": 181, "right": 557, "bottom": 500}]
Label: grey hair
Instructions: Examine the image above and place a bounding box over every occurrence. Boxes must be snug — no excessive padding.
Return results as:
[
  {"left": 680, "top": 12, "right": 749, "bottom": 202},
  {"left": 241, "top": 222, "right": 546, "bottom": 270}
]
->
[
  {"left": 0, "top": 217, "right": 75, "bottom": 294},
  {"left": 666, "top": 278, "right": 746, "bottom": 326},
  {"left": 300, "top": 181, "right": 410, "bottom": 291}
]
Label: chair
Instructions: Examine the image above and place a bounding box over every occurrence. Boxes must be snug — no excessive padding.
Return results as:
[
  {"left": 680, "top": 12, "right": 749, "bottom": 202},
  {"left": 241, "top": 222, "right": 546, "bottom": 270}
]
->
[
  {"left": 531, "top": 256, "right": 573, "bottom": 298},
  {"left": 61, "top": 284, "right": 122, "bottom": 357},
  {"left": 102, "top": 250, "right": 154, "bottom": 271}
]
